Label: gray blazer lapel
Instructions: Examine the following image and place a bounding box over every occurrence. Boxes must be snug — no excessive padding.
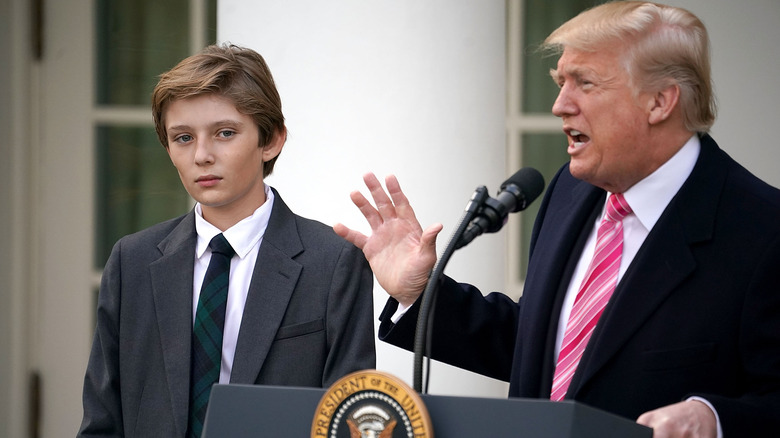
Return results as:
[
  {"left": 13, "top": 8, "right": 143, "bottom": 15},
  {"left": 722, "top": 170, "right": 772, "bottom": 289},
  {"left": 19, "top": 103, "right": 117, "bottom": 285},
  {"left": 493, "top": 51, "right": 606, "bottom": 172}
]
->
[
  {"left": 570, "top": 137, "right": 725, "bottom": 397},
  {"left": 149, "top": 212, "right": 197, "bottom": 435},
  {"left": 230, "top": 191, "right": 304, "bottom": 383}
]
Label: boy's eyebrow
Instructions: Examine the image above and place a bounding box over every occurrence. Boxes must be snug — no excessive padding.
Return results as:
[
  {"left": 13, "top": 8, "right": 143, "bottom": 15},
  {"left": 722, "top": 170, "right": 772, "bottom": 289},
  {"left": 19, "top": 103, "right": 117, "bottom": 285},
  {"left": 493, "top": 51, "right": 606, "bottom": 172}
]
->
[
  {"left": 166, "top": 124, "right": 191, "bottom": 133},
  {"left": 166, "top": 119, "right": 247, "bottom": 133}
]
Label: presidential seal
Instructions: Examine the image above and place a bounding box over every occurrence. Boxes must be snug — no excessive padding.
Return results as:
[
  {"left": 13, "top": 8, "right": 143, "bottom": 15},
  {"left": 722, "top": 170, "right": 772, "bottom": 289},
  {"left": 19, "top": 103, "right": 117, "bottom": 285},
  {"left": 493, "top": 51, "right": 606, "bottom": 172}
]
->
[{"left": 311, "top": 370, "right": 433, "bottom": 438}]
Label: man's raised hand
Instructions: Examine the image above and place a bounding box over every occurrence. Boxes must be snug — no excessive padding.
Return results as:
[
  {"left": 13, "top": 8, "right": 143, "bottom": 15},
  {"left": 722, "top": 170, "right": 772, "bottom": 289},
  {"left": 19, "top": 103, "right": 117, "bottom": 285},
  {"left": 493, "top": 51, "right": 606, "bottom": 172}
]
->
[{"left": 334, "top": 173, "right": 443, "bottom": 307}]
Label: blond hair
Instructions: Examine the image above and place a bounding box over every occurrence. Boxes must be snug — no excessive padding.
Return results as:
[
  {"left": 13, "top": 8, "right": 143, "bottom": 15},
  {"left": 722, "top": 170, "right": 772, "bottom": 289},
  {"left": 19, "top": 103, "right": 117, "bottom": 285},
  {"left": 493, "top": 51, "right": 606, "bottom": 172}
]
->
[{"left": 543, "top": 1, "right": 716, "bottom": 133}]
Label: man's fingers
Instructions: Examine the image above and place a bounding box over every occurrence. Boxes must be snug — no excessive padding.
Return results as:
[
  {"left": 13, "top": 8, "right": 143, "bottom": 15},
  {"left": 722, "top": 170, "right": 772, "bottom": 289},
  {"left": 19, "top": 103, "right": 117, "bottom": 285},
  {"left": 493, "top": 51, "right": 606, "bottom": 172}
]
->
[
  {"left": 333, "top": 223, "right": 368, "bottom": 249},
  {"left": 636, "top": 400, "right": 717, "bottom": 438},
  {"left": 384, "top": 174, "right": 406, "bottom": 205},
  {"left": 349, "top": 189, "right": 385, "bottom": 231},
  {"left": 348, "top": 172, "right": 430, "bottom": 245},
  {"left": 420, "top": 223, "right": 444, "bottom": 249},
  {"left": 362, "top": 173, "right": 398, "bottom": 221},
  {"left": 385, "top": 174, "right": 425, "bottom": 232}
]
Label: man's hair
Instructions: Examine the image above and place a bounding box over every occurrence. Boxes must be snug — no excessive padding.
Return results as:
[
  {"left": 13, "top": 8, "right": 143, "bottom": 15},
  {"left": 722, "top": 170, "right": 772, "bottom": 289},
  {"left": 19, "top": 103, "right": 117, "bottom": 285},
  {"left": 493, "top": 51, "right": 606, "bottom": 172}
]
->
[
  {"left": 152, "top": 43, "right": 286, "bottom": 177},
  {"left": 542, "top": 1, "right": 716, "bottom": 133}
]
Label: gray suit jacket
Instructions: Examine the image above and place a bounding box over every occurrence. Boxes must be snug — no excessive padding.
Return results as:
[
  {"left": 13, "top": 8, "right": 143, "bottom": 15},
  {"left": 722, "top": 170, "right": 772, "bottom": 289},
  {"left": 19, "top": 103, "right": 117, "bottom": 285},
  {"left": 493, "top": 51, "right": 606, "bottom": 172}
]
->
[{"left": 78, "top": 189, "right": 375, "bottom": 437}]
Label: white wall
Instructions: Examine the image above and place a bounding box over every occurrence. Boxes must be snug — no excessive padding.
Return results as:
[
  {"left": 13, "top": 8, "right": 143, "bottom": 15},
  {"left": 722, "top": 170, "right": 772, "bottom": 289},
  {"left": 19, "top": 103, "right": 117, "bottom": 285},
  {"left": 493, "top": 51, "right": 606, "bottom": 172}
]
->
[
  {"left": 669, "top": 0, "right": 780, "bottom": 188},
  {"left": 219, "top": 1, "right": 510, "bottom": 397}
]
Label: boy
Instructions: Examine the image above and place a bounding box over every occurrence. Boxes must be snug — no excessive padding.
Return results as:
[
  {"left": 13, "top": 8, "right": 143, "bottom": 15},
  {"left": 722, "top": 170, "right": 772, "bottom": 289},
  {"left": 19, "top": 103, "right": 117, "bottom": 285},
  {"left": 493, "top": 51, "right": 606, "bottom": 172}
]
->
[{"left": 79, "top": 44, "right": 375, "bottom": 437}]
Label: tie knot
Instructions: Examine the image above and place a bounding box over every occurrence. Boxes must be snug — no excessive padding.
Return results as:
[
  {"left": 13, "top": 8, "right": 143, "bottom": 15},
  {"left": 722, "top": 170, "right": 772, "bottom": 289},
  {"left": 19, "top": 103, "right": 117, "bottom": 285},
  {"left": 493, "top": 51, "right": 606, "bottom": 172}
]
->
[
  {"left": 605, "top": 193, "right": 632, "bottom": 222},
  {"left": 209, "top": 233, "right": 235, "bottom": 257}
]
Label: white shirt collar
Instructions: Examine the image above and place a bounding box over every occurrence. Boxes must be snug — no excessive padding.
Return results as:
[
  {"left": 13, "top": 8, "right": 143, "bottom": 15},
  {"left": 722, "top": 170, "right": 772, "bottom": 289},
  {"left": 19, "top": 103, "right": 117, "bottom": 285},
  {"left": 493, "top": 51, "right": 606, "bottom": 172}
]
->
[
  {"left": 194, "top": 184, "right": 275, "bottom": 259},
  {"left": 619, "top": 134, "right": 700, "bottom": 232}
]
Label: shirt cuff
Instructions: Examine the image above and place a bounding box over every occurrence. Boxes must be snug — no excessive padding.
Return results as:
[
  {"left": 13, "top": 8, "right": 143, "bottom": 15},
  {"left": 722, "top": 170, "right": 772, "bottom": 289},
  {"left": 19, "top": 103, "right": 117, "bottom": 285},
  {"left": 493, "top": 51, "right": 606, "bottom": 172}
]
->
[
  {"left": 686, "top": 397, "right": 723, "bottom": 438},
  {"left": 390, "top": 302, "right": 411, "bottom": 323}
]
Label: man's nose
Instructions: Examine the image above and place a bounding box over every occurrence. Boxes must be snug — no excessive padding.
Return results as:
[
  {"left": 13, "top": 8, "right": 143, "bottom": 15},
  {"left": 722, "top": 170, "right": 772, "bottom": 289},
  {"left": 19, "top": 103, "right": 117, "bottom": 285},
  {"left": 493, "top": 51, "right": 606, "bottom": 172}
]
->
[{"left": 551, "top": 85, "right": 576, "bottom": 118}]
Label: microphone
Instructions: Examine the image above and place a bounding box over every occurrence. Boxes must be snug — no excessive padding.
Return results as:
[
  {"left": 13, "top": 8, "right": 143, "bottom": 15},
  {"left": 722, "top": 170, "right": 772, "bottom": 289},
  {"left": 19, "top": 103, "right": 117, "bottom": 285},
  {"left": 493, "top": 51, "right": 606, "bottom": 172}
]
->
[{"left": 456, "top": 167, "right": 545, "bottom": 249}]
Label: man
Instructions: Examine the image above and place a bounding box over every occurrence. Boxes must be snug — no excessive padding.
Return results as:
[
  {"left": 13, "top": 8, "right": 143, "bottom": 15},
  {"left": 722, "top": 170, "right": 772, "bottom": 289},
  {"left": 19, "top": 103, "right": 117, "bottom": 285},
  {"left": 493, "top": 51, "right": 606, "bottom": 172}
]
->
[
  {"left": 334, "top": 2, "right": 780, "bottom": 437},
  {"left": 79, "top": 44, "right": 375, "bottom": 437}
]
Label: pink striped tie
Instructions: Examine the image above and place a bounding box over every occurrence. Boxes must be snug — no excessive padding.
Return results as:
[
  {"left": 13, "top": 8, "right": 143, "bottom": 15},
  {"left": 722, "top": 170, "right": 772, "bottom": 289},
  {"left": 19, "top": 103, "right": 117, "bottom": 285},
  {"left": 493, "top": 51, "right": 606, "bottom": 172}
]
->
[{"left": 551, "top": 193, "right": 632, "bottom": 401}]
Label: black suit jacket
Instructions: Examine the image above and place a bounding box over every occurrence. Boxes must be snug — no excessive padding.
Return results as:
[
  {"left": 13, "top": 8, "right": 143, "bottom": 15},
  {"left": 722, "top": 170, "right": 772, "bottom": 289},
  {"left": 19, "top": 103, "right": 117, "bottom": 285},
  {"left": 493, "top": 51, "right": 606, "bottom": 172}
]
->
[
  {"left": 380, "top": 135, "right": 780, "bottom": 435},
  {"left": 79, "top": 189, "right": 375, "bottom": 437}
]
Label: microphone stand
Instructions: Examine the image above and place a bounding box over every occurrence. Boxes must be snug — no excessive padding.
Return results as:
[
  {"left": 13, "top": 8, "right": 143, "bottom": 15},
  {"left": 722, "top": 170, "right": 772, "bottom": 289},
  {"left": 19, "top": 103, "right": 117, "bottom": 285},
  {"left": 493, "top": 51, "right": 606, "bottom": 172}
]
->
[{"left": 412, "top": 185, "right": 489, "bottom": 393}]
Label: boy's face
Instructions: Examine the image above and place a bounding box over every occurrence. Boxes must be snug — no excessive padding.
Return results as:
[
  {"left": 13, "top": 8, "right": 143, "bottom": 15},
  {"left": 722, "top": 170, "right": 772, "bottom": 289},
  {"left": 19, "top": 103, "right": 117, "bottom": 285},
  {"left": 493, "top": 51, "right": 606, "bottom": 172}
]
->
[{"left": 164, "top": 93, "right": 282, "bottom": 227}]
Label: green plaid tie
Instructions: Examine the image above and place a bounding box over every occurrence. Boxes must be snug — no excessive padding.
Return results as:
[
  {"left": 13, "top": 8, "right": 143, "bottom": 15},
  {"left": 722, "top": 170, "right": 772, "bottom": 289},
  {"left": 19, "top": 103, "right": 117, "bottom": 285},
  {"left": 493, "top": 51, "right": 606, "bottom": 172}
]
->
[{"left": 188, "top": 233, "right": 234, "bottom": 438}]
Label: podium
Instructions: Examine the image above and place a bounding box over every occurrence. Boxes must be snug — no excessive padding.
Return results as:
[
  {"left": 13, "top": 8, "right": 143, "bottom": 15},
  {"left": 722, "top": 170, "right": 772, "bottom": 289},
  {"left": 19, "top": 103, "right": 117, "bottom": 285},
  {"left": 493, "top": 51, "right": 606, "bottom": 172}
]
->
[{"left": 202, "top": 383, "right": 652, "bottom": 437}]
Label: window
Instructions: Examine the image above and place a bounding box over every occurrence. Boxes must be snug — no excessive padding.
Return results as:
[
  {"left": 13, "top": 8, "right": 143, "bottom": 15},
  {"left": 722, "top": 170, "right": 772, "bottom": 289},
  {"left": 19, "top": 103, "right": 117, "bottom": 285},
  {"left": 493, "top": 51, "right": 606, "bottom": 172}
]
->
[
  {"left": 92, "top": 0, "right": 217, "bottom": 281},
  {"left": 506, "top": 0, "right": 601, "bottom": 296}
]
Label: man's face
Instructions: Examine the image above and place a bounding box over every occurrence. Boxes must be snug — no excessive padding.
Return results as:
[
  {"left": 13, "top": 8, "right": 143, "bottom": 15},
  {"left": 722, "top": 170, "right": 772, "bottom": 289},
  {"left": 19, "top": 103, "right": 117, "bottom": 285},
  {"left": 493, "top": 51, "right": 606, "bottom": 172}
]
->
[
  {"left": 165, "top": 94, "right": 280, "bottom": 224},
  {"left": 551, "top": 47, "right": 655, "bottom": 193}
]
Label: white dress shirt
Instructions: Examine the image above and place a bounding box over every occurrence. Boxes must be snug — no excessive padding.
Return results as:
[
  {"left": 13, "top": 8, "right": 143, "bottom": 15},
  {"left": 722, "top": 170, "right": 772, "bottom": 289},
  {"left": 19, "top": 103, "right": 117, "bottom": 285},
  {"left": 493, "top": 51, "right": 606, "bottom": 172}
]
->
[
  {"left": 192, "top": 184, "right": 274, "bottom": 384},
  {"left": 554, "top": 135, "right": 700, "bottom": 359}
]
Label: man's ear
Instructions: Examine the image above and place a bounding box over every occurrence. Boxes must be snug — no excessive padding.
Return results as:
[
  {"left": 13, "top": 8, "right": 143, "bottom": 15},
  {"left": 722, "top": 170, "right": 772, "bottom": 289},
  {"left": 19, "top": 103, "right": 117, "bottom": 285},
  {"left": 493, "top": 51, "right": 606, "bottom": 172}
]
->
[
  {"left": 648, "top": 84, "right": 680, "bottom": 125},
  {"left": 262, "top": 128, "right": 286, "bottom": 162}
]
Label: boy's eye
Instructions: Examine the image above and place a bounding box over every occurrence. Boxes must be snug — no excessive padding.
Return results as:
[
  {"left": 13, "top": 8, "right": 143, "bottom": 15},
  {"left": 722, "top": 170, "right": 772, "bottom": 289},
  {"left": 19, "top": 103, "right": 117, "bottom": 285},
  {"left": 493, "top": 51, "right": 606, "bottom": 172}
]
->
[
  {"left": 219, "top": 130, "right": 235, "bottom": 138},
  {"left": 175, "top": 134, "right": 193, "bottom": 143}
]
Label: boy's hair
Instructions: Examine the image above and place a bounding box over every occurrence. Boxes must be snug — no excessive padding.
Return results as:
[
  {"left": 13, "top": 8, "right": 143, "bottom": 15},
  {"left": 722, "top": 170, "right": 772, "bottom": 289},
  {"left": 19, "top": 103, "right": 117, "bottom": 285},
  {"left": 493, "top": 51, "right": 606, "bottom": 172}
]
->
[{"left": 152, "top": 44, "right": 286, "bottom": 177}]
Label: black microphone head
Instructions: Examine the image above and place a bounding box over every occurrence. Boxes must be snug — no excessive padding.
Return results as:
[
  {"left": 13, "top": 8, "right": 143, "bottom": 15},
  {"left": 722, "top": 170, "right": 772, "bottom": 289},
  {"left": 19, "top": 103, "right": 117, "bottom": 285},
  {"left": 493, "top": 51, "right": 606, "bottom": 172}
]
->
[{"left": 500, "top": 167, "right": 545, "bottom": 212}]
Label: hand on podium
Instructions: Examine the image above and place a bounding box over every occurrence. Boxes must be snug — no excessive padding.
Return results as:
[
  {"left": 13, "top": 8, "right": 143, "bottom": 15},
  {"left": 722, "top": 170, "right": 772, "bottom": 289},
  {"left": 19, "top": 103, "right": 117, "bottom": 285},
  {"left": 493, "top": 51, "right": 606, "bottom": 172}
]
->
[{"left": 637, "top": 400, "right": 717, "bottom": 438}]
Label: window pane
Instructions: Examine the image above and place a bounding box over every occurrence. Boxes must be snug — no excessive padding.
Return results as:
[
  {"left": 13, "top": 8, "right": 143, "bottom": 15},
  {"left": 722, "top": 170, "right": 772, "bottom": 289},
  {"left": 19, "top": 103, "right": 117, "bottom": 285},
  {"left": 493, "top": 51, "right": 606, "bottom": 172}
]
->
[
  {"left": 94, "top": 126, "right": 190, "bottom": 268},
  {"left": 206, "top": 0, "right": 218, "bottom": 45},
  {"left": 521, "top": 0, "right": 602, "bottom": 113},
  {"left": 518, "top": 133, "right": 570, "bottom": 279},
  {"left": 96, "top": 0, "right": 191, "bottom": 106}
]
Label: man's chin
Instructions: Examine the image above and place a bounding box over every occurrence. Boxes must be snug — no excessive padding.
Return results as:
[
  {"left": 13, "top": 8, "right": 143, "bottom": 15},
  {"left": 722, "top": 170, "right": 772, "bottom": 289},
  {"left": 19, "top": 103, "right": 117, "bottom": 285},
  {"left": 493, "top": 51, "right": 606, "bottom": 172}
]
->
[{"left": 568, "top": 161, "right": 590, "bottom": 182}]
